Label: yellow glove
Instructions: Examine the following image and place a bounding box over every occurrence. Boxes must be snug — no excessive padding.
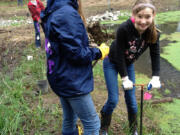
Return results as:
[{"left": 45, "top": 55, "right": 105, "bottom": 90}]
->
[
  {"left": 98, "top": 43, "right": 110, "bottom": 60},
  {"left": 77, "top": 125, "right": 83, "bottom": 135}
]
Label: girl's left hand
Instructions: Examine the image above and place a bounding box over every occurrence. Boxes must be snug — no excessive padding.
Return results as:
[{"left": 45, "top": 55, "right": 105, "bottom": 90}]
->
[{"left": 147, "top": 76, "right": 161, "bottom": 90}]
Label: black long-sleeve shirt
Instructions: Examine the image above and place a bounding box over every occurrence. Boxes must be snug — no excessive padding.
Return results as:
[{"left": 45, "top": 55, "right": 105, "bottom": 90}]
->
[{"left": 108, "top": 19, "right": 160, "bottom": 77}]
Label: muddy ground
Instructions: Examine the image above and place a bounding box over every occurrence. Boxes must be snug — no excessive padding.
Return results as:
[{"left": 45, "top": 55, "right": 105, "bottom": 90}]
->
[
  {"left": 82, "top": 0, "right": 180, "bottom": 17},
  {"left": 0, "top": 0, "right": 179, "bottom": 134},
  {"left": 1, "top": 0, "right": 179, "bottom": 71}
]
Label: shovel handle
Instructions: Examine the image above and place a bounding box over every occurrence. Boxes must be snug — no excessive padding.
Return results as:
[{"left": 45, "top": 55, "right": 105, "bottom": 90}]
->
[
  {"left": 89, "top": 43, "right": 100, "bottom": 68},
  {"left": 134, "top": 83, "right": 164, "bottom": 90},
  {"left": 134, "top": 83, "right": 164, "bottom": 135},
  {"left": 92, "top": 60, "right": 99, "bottom": 67}
]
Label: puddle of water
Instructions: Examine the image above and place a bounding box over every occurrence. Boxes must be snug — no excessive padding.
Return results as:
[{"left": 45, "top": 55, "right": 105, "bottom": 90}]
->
[
  {"left": 176, "top": 22, "right": 180, "bottom": 32},
  {"left": 157, "top": 22, "right": 179, "bottom": 34}
]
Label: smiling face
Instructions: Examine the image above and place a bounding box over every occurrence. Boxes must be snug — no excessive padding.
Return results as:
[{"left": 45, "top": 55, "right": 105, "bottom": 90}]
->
[{"left": 133, "top": 7, "right": 155, "bottom": 34}]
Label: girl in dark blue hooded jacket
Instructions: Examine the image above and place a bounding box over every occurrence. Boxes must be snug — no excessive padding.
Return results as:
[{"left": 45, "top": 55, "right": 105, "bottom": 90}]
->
[{"left": 41, "top": 0, "right": 109, "bottom": 134}]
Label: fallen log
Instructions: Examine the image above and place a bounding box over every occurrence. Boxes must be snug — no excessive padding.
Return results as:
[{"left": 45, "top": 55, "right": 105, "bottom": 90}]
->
[
  {"left": 0, "top": 29, "right": 11, "bottom": 34},
  {"left": 146, "top": 97, "right": 173, "bottom": 104}
]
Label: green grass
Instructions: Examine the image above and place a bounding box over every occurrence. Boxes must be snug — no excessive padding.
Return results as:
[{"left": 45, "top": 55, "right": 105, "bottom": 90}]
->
[
  {"left": 141, "top": 98, "right": 180, "bottom": 135},
  {"left": 0, "top": 44, "right": 61, "bottom": 135},
  {"left": 149, "top": 99, "right": 180, "bottom": 135},
  {"left": 151, "top": 89, "right": 163, "bottom": 99},
  {"left": 93, "top": 60, "right": 104, "bottom": 78},
  {"left": 161, "top": 32, "right": 180, "bottom": 71},
  {"left": 1, "top": 41, "right": 179, "bottom": 135},
  {"left": 9, "top": 21, "right": 27, "bottom": 27},
  {"left": 0, "top": 15, "right": 29, "bottom": 27},
  {"left": 0, "top": 0, "right": 29, "bottom": 6},
  {"left": 101, "top": 19, "right": 125, "bottom": 25},
  {"left": 156, "top": 10, "right": 180, "bottom": 24},
  {"left": 164, "top": 89, "right": 171, "bottom": 95},
  {"left": 135, "top": 72, "right": 150, "bottom": 85},
  {"left": 9, "top": 15, "right": 26, "bottom": 21}
]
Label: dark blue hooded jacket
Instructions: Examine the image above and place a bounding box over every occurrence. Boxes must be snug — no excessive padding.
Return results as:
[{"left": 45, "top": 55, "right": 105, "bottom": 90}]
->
[{"left": 41, "top": 0, "right": 101, "bottom": 97}]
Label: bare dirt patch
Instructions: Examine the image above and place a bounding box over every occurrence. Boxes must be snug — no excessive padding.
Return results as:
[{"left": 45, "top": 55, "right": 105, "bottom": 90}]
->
[
  {"left": 0, "top": 25, "right": 36, "bottom": 72},
  {"left": 82, "top": 0, "right": 180, "bottom": 17}
]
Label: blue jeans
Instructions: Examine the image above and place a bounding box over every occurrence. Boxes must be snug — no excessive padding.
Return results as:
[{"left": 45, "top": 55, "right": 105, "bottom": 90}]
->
[
  {"left": 17, "top": 0, "right": 23, "bottom": 6},
  {"left": 33, "top": 21, "right": 41, "bottom": 47},
  {"left": 101, "top": 57, "right": 138, "bottom": 115},
  {"left": 60, "top": 93, "right": 100, "bottom": 135}
]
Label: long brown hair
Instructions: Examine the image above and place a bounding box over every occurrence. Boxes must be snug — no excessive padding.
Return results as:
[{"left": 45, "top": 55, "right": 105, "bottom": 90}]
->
[
  {"left": 132, "top": 0, "right": 158, "bottom": 44},
  {"left": 77, "top": 0, "right": 87, "bottom": 27}
]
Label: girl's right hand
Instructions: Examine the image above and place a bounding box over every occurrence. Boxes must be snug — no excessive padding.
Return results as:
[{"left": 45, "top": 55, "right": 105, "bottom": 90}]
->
[
  {"left": 98, "top": 43, "right": 109, "bottom": 60},
  {"left": 122, "top": 76, "right": 133, "bottom": 90}
]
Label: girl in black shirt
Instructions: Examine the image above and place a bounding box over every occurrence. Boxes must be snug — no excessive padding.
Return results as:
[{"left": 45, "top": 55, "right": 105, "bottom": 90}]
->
[{"left": 100, "top": 0, "right": 161, "bottom": 135}]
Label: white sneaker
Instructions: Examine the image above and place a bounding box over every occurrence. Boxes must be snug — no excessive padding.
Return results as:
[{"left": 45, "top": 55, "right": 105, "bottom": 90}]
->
[
  {"left": 37, "top": 35, "right": 40, "bottom": 40},
  {"left": 134, "top": 130, "right": 138, "bottom": 135},
  {"left": 100, "top": 130, "right": 108, "bottom": 135}
]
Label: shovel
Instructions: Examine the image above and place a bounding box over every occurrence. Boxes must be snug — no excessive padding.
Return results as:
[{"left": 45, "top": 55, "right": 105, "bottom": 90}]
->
[
  {"left": 135, "top": 83, "right": 163, "bottom": 135},
  {"left": 89, "top": 43, "right": 100, "bottom": 67},
  {"left": 134, "top": 84, "right": 146, "bottom": 135}
]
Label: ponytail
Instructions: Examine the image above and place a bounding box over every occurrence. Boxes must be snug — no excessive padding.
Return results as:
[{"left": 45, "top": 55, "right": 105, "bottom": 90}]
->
[
  {"left": 78, "top": 0, "right": 87, "bottom": 27},
  {"left": 146, "top": 21, "right": 158, "bottom": 44}
]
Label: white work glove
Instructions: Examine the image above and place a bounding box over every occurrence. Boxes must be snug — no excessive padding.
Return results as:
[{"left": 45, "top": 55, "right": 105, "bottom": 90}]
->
[
  {"left": 37, "top": 35, "right": 40, "bottom": 40},
  {"left": 122, "top": 76, "right": 133, "bottom": 90},
  {"left": 147, "top": 76, "right": 161, "bottom": 90}
]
